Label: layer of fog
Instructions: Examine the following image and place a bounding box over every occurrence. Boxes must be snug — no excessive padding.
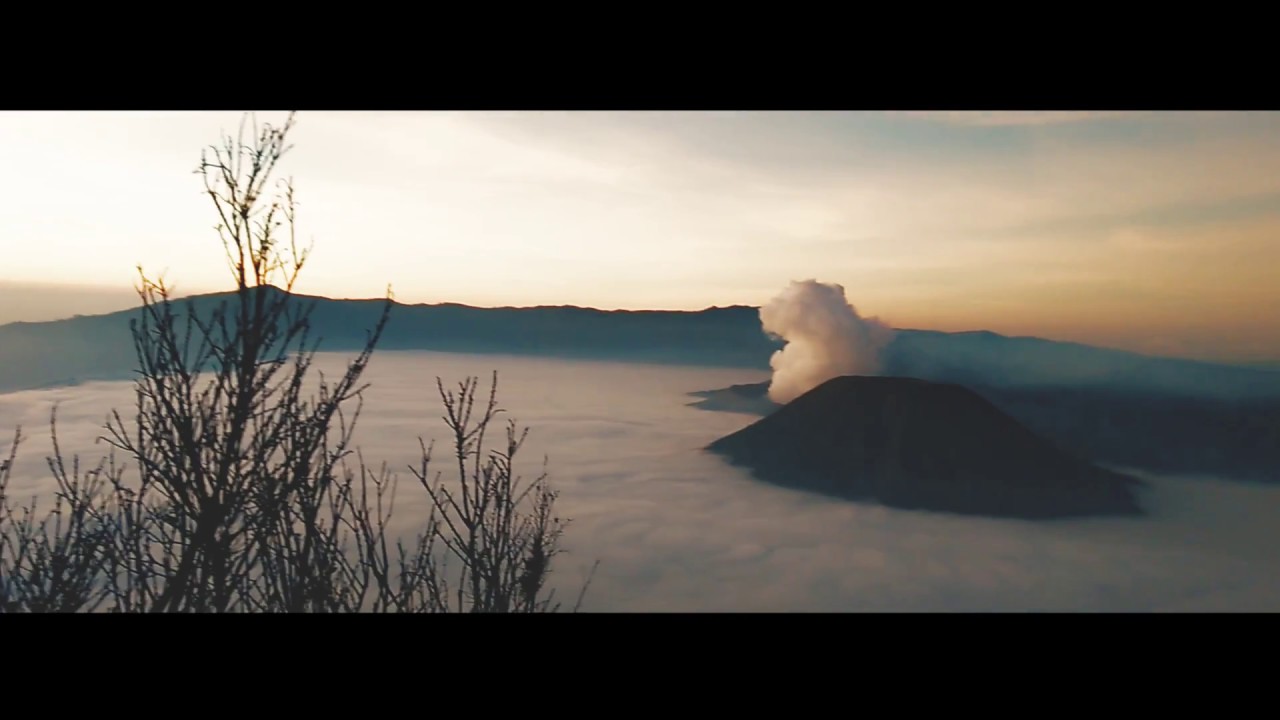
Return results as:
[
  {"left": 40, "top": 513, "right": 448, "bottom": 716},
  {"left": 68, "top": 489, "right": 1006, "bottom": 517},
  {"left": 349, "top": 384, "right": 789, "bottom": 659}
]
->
[{"left": 3, "top": 351, "right": 1280, "bottom": 612}]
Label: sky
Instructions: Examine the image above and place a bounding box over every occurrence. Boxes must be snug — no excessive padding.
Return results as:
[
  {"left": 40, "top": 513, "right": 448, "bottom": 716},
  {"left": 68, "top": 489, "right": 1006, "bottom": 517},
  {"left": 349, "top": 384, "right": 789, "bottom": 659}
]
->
[{"left": 1, "top": 110, "right": 1278, "bottom": 362}]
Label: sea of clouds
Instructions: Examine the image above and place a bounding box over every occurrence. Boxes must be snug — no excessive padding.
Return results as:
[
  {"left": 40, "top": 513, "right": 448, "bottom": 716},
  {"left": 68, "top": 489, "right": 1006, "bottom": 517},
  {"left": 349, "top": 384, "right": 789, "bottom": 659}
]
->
[{"left": 3, "top": 350, "right": 1280, "bottom": 612}]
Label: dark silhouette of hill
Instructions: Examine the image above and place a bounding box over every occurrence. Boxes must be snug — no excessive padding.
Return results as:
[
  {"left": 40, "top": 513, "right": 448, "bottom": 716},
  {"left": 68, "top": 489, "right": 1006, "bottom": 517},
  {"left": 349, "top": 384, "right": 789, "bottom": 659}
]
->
[
  {"left": 690, "top": 380, "right": 1280, "bottom": 482},
  {"left": 3, "top": 287, "right": 1279, "bottom": 404},
  {"left": 706, "top": 376, "right": 1143, "bottom": 519},
  {"left": 0, "top": 287, "right": 776, "bottom": 393},
  {"left": 687, "top": 382, "right": 781, "bottom": 415}
]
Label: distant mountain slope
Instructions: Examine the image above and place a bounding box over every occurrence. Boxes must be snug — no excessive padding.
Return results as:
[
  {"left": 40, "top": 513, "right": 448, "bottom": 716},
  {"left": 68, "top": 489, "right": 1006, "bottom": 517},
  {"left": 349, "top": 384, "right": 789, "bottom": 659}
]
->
[
  {"left": 0, "top": 311, "right": 138, "bottom": 392},
  {"left": 882, "top": 329, "right": 1280, "bottom": 402},
  {"left": 0, "top": 289, "right": 776, "bottom": 393},
  {"left": 3, "top": 288, "right": 1279, "bottom": 403},
  {"left": 707, "top": 376, "right": 1142, "bottom": 519}
]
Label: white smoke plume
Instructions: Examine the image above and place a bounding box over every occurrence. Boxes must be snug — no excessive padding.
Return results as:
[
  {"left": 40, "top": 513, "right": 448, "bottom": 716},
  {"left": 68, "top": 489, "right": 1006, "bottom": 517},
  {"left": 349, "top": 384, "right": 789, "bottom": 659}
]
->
[{"left": 761, "top": 280, "right": 895, "bottom": 404}]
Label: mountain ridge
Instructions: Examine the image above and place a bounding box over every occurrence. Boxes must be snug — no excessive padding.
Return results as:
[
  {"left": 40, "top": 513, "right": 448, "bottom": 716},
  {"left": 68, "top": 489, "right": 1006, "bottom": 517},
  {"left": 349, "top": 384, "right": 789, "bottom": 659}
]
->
[
  {"left": 3, "top": 289, "right": 1279, "bottom": 403},
  {"left": 6, "top": 288, "right": 1273, "bottom": 374}
]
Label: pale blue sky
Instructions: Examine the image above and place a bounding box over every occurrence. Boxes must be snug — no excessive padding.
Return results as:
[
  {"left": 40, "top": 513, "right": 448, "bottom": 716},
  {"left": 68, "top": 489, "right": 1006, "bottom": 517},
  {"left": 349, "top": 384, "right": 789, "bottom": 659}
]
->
[{"left": 1, "top": 110, "right": 1278, "bottom": 361}]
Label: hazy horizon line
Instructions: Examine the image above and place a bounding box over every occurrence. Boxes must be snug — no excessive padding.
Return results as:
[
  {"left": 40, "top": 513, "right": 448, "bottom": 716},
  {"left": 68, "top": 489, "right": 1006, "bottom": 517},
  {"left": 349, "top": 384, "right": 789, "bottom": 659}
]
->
[{"left": 4, "top": 281, "right": 1278, "bottom": 370}]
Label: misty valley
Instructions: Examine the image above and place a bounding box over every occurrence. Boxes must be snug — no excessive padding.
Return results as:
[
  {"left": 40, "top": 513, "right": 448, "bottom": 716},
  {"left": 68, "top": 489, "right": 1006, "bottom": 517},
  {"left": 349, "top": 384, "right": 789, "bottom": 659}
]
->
[{"left": 4, "top": 347, "right": 1280, "bottom": 611}]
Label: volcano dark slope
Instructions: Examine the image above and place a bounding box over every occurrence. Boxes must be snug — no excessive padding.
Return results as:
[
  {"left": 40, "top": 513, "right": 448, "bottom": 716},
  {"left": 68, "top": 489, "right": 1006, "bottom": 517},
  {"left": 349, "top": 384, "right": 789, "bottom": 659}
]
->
[
  {"left": 707, "top": 376, "right": 1143, "bottom": 519},
  {"left": 690, "top": 380, "right": 1280, "bottom": 482}
]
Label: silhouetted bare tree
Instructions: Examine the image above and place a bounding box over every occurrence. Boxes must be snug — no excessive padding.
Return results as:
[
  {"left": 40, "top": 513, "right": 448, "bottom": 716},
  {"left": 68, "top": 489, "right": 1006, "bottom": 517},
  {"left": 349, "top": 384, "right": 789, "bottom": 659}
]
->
[
  {"left": 409, "top": 373, "right": 593, "bottom": 613},
  {"left": 0, "top": 422, "right": 114, "bottom": 612},
  {"left": 0, "top": 112, "right": 592, "bottom": 612}
]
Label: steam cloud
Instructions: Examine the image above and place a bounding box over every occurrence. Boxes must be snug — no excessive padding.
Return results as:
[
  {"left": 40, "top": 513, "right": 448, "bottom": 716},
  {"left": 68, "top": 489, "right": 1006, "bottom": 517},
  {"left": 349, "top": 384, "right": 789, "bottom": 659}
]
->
[{"left": 761, "top": 280, "right": 895, "bottom": 404}]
